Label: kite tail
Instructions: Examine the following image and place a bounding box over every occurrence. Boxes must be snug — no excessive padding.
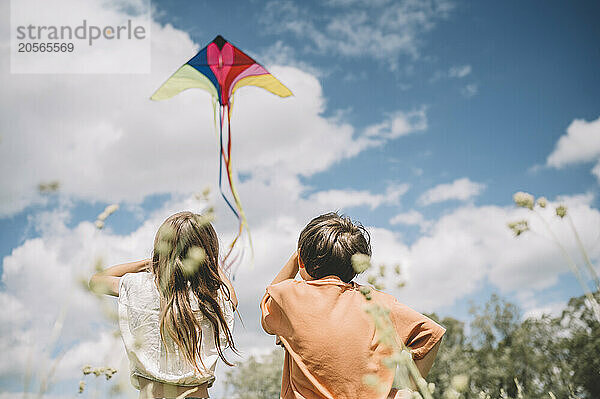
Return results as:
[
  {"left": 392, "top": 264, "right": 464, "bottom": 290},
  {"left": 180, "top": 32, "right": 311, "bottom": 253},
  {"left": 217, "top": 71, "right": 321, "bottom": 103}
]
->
[
  {"left": 211, "top": 101, "right": 254, "bottom": 277},
  {"left": 221, "top": 103, "right": 255, "bottom": 268},
  {"left": 217, "top": 104, "right": 240, "bottom": 219}
]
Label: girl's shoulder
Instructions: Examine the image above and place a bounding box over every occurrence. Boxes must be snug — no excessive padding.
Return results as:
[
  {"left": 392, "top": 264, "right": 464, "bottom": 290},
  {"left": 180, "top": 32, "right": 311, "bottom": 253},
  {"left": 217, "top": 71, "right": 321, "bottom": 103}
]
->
[
  {"left": 119, "top": 271, "right": 155, "bottom": 294},
  {"left": 118, "top": 272, "right": 160, "bottom": 310}
]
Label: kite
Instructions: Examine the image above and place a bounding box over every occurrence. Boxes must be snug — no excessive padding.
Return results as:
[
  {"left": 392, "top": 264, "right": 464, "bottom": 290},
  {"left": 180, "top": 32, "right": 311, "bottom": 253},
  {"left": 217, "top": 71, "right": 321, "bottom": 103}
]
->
[{"left": 150, "top": 35, "right": 292, "bottom": 275}]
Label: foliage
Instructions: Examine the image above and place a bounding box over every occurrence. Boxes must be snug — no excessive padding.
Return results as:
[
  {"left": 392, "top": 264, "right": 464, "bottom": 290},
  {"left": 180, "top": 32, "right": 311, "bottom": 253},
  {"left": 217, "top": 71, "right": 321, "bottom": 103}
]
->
[
  {"left": 427, "top": 293, "right": 600, "bottom": 399},
  {"left": 223, "top": 348, "right": 284, "bottom": 399}
]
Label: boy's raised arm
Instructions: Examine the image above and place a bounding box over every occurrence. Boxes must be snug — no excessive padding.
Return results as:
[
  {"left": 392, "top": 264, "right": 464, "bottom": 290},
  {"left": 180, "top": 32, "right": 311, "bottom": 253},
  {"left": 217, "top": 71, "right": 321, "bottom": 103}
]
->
[
  {"left": 270, "top": 252, "right": 299, "bottom": 285},
  {"left": 261, "top": 252, "right": 299, "bottom": 335}
]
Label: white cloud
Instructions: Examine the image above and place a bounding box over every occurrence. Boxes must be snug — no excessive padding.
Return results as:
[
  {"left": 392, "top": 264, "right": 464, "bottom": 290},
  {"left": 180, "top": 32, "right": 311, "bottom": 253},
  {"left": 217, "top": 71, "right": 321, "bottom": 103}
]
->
[
  {"left": 418, "top": 177, "right": 485, "bottom": 206},
  {"left": 546, "top": 116, "right": 600, "bottom": 169},
  {"left": 593, "top": 161, "right": 600, "bottom": 183},
  {"left": 364, "top": 107, "right": 427, "bottom": 140},
  {"left": 460, "top": 83, "right": 478, "bottom": 98},
  {"left": 429, "top": 64, "right": 472, "bottom": 83},
  {"left": 519, "top": 290, "right": 565, "bottom": 320},
  {"left": 324, "top": 0, "right": 391, "bottom": 6},
  {"left": 261, "top": 0, "right": 453, "bottom": 67},
  {"left": 393, "top": 194, "right": 600, "bottom": 311},
  {"left": 258, "top": 40, "right": 326, "bottom": 78},
  {"left": 448, "top": 65, "right": 471, "bottom": 78},
  {"left": 309, "top": 183, "right": 409, "bottom": 210},
  {"left": 389, "top": 210, "right": 431, "bottom": 232}
]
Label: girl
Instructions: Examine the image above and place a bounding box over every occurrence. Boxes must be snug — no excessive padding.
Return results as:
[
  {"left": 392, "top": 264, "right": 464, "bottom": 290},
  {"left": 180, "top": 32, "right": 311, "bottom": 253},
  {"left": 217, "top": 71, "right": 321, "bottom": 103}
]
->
[{"left": 90, "top": 211, "right": 238, "bottom": 399}]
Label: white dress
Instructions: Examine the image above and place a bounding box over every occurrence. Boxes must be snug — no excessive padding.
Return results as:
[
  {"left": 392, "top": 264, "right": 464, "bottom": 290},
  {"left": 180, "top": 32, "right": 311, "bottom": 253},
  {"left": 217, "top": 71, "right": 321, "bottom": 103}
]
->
[{"left": 118, "top": 272, "right": 234, "bottom": 389}]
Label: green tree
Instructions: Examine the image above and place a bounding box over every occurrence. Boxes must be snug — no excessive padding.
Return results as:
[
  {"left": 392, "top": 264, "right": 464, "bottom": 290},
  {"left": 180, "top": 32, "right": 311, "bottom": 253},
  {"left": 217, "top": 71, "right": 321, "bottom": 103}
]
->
[
  {"left": 425, "top": 314, "right": 475, "bottom": 393},
  {"left": 560, "top": 293, "right": 600, "bottom": 398},
  {"left": 223, "top": 347, "right": 284, "bottom": 399}
]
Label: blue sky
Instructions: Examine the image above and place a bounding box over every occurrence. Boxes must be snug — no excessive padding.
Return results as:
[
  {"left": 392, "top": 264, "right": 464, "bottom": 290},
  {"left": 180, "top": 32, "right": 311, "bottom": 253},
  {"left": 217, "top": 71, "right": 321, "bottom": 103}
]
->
[{"left": 1, "top": 0, "right": 600, "bottom": 397}]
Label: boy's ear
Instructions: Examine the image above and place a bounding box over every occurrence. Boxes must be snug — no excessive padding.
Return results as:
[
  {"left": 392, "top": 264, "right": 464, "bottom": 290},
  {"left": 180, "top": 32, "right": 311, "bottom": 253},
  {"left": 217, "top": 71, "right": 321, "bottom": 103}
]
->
[{"left": 298, "top": 256, "right": 305, "bottom": 269}]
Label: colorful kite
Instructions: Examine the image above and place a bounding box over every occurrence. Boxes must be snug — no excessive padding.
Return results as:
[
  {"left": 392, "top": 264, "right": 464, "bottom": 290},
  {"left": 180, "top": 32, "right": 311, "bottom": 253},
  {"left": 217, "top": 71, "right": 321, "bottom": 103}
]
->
[{"left": 151, "top": 35, "right": 292, "bottom": 274}]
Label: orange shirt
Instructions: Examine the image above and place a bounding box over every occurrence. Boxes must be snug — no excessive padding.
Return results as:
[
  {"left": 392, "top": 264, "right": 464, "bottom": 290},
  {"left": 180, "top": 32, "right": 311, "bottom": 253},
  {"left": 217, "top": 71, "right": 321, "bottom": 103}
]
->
[{"left": 260, "top": 277, "right": 445, "bottom": 399}]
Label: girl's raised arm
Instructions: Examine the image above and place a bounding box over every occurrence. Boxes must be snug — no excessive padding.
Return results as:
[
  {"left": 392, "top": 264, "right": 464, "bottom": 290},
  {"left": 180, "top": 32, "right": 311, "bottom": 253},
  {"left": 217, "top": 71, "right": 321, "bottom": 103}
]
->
[{"left": 89, "top": 259, "right": 151, "bottom": 296}]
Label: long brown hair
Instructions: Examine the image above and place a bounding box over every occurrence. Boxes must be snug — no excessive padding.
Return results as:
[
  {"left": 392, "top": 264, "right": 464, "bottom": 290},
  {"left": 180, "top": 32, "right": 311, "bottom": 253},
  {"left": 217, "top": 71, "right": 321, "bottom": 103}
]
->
[{"left": 152, "top": 211, "right": 237, "bottom": 370}]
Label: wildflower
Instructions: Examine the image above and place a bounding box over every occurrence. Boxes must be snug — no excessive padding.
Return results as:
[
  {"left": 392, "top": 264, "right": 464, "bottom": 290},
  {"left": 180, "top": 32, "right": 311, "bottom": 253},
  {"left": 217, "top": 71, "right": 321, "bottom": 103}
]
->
[
  {"left": 507, "top": 220, "right": 529, "bottom": 236},
  {"left": 556, "top": 205, "right": 567, "bottom": 218},
  {"left": 394, "top": 264, "right": 402, "bottom": 275},
  {"left": 78, "top": 380, "right": 85, "bottom": 394},
  {"left": 537, "top": 197, "right": 547, "bottom": 208},
  {"left": 367, "top": 275, "right": 377, "bottom": 286},
  {"left": 428, "top": 382, "right": 436, "bottom": 394},
  {"left": 514, "top": 377, "right": 523, "bottom": 399},
  {"left": 182, "top": 247, "right": 206, "bottom": 275},
  {"left": 95, "top": 220, "right": 104, "bottom": 230},
  {"left": 94, "top": 257, "right": 104, "bottom": 272},
  {"left": 411, "top": 392, "right": 423, "bottom": 399},
  {"left": 513, "top": 191, "right": 534, "bottom": 210},
  {"left": 97, "top": 204, "right": 119, "bottom": 221},
  {"left": 93, "top": 367, "right": 105, "bottom": 377},
  {"left": 362, "top": 374, "right": 379, "bottom": 387},
  {"left": 196, "top": 210, "right": 216, "bottom": 226},
  {"left": 351, "top": 253, "right": 371, "bottom": 273},
  {"left": 38, "top": 181, "right": 60, "bottom": 194},
  {"left": 104, "top": 367, "right": 117, "bottom": 380},
  {"left": 82, "top": 365, "right": 93, "bottom": 375},
  {"left": 133, "top": 333, "right": 144, "bottom": 350},
  {"left": 399, "top": 350, "right": 412, "bottom": 364},
  {"left": 450, "top": 374, "right": 469, "bottom": 392},
  {"left": 444, "top": 389, "right": 460, "bottom": 399},
  {"left": 105, "top": 204, "right": 119, "bottom": 214},
  {"left": 378, "top": 264, "right": 386, "bottom": 277}
]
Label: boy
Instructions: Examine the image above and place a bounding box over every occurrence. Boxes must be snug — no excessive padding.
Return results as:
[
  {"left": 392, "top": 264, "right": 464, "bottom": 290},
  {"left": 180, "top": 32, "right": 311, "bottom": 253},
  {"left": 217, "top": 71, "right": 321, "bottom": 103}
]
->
[{"left": 260, "top": 212, "right": 445, "bottom": 399}]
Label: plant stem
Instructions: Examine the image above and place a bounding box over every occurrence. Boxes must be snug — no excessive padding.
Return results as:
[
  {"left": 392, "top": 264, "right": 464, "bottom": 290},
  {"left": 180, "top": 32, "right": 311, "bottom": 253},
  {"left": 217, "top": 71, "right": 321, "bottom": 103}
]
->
[
  {"left": 566, "top": 214, "right": 600, "bottom": 291},
  {"left": 533, "top": 210, "right": 600, "bottom": 322}
]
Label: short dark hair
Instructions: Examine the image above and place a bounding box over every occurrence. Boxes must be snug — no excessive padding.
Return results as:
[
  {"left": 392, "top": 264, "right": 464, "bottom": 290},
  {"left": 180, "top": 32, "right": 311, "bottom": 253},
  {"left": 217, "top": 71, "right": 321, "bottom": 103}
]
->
[{"left": 298, "top": 212, "right": 371, "bottom": 283}]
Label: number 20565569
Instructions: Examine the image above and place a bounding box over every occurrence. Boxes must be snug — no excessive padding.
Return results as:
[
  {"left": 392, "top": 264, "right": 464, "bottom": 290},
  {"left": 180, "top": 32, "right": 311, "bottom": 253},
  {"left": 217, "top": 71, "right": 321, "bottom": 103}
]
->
[{"left": 18, "top": 42, "right": 74, "bottom": 52}]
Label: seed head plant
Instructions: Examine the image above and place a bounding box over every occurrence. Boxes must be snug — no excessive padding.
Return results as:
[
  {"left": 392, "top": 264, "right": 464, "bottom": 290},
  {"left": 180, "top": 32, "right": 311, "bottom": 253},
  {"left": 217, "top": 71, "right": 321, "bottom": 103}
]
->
[{"left": 509, "top": 191, "right": 600, "bottom": 323}]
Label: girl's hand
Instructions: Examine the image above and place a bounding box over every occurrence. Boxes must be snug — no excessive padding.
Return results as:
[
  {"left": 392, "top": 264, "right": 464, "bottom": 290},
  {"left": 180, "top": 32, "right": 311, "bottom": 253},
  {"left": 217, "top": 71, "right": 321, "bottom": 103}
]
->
[{"left": 139, "top": 258, "right": 152, "bottom": 273}]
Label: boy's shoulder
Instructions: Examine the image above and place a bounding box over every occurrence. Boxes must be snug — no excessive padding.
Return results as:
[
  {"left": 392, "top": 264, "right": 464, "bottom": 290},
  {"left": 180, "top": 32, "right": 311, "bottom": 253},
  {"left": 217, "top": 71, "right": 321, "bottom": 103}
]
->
[
  {"left": 360, "top": 284, "right": 402, "bottom": 307},
  {"left": 266, "top": 278, "right": 310, "bottom": 300},
  {"left": 267, "top": 278, "right": 400, "bottom": 309}
]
